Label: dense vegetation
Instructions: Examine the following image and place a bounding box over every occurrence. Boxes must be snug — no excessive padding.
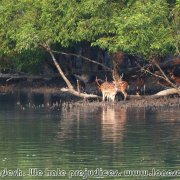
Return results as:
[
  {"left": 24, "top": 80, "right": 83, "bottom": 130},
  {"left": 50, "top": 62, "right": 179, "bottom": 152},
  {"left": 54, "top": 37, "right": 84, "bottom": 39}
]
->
[{"left": 0, "top": 0, "right": 179, "bottom": 73}]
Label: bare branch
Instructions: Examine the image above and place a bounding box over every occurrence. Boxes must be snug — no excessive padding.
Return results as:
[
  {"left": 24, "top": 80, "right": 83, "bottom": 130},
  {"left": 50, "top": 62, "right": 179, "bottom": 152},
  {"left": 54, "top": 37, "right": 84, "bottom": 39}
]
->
[
  {"left": 135, "top": 61, "right": 163, "bottom": 79},
  {"left": 152, "top": 59, "right": 179, "bottom": 90},
  {"left": 136, "top": 60, "right": 180, "bottom": 94},
  {"left": 52, "top": 50, "right": 112, "bottom": 71},
  {"left": 41, "top": 43, "right": 74, "bottom": 89}
]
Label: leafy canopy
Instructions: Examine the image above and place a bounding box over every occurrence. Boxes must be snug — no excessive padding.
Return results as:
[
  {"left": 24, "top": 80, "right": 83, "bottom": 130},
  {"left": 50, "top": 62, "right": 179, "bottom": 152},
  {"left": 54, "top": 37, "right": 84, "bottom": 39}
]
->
[
  {"left": 94, "top": 0, "right": 178, "bottom": 57},
  {"left": 0, "top": 0, "right": 179, "bottom": 62}
]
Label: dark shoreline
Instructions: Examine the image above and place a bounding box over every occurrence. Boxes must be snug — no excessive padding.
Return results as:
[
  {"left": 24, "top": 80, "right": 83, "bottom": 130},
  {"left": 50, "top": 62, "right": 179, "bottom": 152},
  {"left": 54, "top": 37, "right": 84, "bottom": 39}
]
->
[
  {"left": 0, "top": 85, "right": 179, "bottom": 110},
  {"left": 58, "top": 96, "right": 180, "bottom": 110}
]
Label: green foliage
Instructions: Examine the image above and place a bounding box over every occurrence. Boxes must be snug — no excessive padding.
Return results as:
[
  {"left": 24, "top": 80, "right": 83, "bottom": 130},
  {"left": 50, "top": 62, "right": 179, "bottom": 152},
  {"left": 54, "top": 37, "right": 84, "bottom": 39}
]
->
[
  {"left": 0, "top": 0, "right": 179, "bottom": 72},
  {"left": 94, "top": 0, "right": 177, "bottom": 57},
  {"left": 0, "top": 0, "right": 115, "bottom": 50},
  {"left": 11, "top": 49, "right": 46, "bottom": 74},
  {"left": 170, "top": 0, "right": 180, "bottom": 54},
  {"left": 0, "top": 49, "right": 46, "bottom": 74}
]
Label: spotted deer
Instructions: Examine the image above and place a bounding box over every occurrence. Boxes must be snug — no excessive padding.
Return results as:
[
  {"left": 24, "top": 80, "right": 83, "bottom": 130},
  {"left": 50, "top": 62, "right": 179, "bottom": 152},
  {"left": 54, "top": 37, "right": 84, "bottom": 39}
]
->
[
  {"left": 96, "top": 79, "right": 117, "bottom": 101},
  {"left": 96, "top": 71, "right": 128, "bottom": 102},
  {"left": 112, "top": 71, "right": 128, "bottom": 101}
]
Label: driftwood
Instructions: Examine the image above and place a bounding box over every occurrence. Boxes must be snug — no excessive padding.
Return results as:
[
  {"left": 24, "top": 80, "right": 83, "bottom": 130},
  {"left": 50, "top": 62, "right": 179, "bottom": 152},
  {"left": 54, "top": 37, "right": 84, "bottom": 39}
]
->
[
  {"left": 61, "top": 86, "right": 179, "bottom": 100},
  {"left": 60, "top": 87, "right": 100, "bottom": 99},
  {"left": 128, "top": 88, "right": 180, "bottom": 100},
  {"left": 154, "top": 88, "right": 180, "bottom": 96}
]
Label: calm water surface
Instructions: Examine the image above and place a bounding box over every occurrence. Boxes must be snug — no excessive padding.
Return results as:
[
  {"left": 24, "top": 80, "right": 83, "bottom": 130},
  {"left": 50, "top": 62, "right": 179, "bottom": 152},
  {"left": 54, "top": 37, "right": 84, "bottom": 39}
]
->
[{"left": 0, "top": 93, "right": 179, "bottom": 180}]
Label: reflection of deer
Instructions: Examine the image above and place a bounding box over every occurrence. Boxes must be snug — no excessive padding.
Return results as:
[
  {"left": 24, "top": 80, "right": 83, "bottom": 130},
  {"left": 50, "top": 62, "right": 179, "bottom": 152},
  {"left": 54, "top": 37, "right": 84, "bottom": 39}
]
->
[
  {"left": 96, "top": 70, "right": 128, "bottom": 102},
  {"left": 101, "top": 107, "right": 127, "bottom": 143}
]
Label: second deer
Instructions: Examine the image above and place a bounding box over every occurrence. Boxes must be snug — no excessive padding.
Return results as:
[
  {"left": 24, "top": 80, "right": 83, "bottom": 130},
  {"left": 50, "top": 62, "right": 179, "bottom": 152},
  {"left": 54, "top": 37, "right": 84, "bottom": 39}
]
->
[
  {"left": 96, "top": 71, "right": 128, "bottom": 102},
  {"left": 112, "top": 71, "right": 128, "bottom": 101}
]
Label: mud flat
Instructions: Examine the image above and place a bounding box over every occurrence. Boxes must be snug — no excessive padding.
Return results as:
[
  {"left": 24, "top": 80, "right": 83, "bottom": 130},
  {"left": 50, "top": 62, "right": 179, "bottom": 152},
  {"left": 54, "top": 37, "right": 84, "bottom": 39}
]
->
[{"left": 0, "top": 84, "right": 179, "bottom": 109}]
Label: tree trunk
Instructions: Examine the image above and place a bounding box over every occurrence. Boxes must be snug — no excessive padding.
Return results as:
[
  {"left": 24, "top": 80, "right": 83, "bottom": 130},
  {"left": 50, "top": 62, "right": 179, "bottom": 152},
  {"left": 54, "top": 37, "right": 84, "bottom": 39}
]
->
[
  {"left": 42, "top": 44, "right": 74, "bottom": 89},
  {"left": 41, "top": 43, "right": 100, "bottom": 99}
]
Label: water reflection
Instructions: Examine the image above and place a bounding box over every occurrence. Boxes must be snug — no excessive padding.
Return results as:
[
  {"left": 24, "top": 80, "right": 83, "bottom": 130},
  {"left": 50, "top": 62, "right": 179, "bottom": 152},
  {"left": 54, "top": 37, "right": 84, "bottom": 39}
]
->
[
  {"left": 101, "top": 106, "right": 127, "bottom": 143},
  {"left": 56, "top": 106, "right": 128, "bottom": 146},
  {"left": 0, "top": 93, "right": 179, "bottom": 179}
]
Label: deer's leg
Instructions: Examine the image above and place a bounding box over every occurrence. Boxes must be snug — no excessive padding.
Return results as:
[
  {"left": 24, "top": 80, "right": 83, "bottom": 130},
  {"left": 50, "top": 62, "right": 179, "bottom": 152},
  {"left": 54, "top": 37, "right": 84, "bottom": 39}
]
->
[
  {"left": 104, "top": 93, "right": 107, "bottom": 101},
  {"left": 108, "top": 94, "right": 111, "bottom": 102},
  {"left": 102, "top": 93, "right": 105, "bottom": 101},
  {"left": 106, "top": 95, "right": 109, "bottom": 101},
  {"left": 111, "top": 93, "right": 116, "bottom": 102},
  {"left": 122, "top": 91, "right": 127, "bottom": 101},
  {"left": 112, "top": 95, "right": 115, "bottom": 102},
  {"left": 107, "top": 93, "right": 110, "bottom": 102}
]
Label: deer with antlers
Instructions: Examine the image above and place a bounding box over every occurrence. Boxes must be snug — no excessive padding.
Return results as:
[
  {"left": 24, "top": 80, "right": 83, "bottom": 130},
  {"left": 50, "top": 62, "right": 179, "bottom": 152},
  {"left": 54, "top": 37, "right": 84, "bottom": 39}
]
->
[
  {"left": 96, "top": 70, "right": 128, "bottom": 102},
  {"left": 112, "top": 71, "right": 128, "bottom": 101}
]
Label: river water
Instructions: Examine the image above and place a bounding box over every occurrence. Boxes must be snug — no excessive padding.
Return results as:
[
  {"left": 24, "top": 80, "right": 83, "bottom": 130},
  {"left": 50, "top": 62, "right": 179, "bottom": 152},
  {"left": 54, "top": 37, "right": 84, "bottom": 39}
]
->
[{"left": 0, "top": 93, "right": 179, "bottom": 179}]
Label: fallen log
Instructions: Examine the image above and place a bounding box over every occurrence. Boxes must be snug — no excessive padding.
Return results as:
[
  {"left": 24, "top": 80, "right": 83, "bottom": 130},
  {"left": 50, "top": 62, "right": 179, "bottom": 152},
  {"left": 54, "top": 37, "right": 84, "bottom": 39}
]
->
[
  {"left": 153, "top": 88, "right": 180, "bottom": 97},
  {"left": 61, "top": 86, "right": 179, "bottom": 101},
  {"left": 60, "top": 87, "right": 100, "bottom": 99},
  {"left": 127, "top": 88, "right": 180, "bottom": 100}
]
